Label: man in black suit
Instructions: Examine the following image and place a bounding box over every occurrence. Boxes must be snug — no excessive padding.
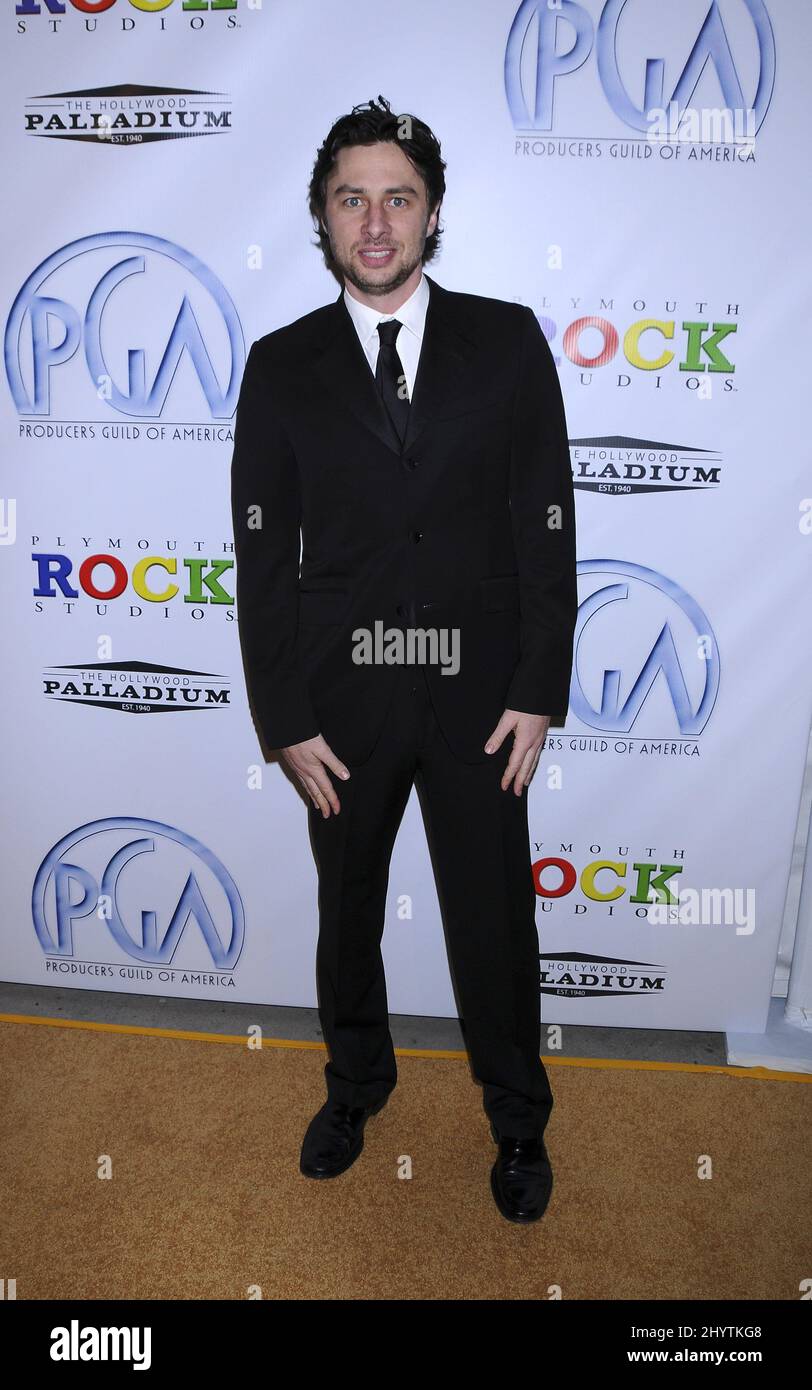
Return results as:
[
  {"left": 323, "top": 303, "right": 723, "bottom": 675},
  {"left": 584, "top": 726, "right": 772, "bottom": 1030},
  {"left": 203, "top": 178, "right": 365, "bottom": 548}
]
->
[{"left": 230, "top": 96, "right": 577, "bottom": 1223}]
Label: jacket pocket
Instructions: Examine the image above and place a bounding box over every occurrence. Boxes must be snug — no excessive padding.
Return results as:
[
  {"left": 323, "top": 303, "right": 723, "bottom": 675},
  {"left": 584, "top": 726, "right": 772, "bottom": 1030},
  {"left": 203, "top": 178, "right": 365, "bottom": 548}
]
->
[
  {"left": 434, "top": 396, "right": 513, "bottom": 422},
  {"left": 479, "top": 574, "right": 520, "bottom": 613}
]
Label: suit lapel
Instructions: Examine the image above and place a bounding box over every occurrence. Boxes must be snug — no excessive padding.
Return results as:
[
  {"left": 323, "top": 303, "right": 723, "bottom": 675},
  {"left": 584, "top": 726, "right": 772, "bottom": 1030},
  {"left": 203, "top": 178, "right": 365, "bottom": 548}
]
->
[
  {"left": 311, "top": 272, "right": 479, "bottom": 461},
  {"left": 402, "top": 274, "right": 478, "bottom": 457},
  {"left": 313, "top": 289, "right": 402, "bottom": 455}
]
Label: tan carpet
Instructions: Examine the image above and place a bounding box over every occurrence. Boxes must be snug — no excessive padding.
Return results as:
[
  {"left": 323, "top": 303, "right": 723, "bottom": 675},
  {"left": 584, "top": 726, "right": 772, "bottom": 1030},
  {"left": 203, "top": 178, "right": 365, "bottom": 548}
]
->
[{"left": 0, "top": 1015, "right": 809, "bottom": 1300}]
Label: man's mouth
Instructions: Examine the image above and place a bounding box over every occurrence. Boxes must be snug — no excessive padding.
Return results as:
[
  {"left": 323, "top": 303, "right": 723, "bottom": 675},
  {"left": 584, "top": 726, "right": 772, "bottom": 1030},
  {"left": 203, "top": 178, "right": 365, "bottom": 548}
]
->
[{"left": 358, "top": 246, "right": 397, "bottom": 266}]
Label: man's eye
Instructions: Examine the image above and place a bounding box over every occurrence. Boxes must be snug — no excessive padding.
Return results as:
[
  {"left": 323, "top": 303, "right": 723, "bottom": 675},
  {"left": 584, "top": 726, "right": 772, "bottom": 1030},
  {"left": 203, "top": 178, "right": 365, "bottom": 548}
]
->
[{"left": 341, "top": 195, "right": 407, "bottom": 209}]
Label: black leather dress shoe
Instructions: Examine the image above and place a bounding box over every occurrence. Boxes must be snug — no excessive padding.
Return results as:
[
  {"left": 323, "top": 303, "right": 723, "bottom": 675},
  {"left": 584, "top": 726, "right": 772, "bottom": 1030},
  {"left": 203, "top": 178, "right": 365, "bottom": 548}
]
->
[
  {"left": 299, "top": 1096, "right": 388, "bottom": 1179},
  {"left": 489, "top": 1122, "right": 553, "bottom": 1223}
]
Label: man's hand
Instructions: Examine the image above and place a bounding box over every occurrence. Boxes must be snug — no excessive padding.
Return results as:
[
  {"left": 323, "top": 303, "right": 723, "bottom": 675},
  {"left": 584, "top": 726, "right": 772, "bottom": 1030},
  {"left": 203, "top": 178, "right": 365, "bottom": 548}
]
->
[
  {"left": 484, "top": 709, "right": 551, "bottom": 795},
  {"left": 280, "top": 734, "right": 350, "bottom": 817}
]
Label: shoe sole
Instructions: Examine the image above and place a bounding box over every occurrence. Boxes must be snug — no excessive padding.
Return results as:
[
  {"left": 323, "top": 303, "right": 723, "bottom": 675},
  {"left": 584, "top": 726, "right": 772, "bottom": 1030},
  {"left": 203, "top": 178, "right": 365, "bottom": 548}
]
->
[{"left": 299, "top": 1094, "right": 389, "bottom": 1180}]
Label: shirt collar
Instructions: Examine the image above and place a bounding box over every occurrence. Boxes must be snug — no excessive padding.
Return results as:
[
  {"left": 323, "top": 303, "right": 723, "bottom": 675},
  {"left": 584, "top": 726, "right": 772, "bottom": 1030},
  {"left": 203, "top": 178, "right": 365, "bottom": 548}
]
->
[{"left": 343, "top": 270, "right": 430, "bottom": 350}]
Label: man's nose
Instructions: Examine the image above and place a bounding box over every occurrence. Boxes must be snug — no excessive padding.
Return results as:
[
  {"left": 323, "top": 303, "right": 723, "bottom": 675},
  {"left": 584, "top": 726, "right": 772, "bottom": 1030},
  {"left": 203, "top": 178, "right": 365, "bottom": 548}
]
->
[{"left": 363, "top": 203, "right": 391, "bottom": 238}]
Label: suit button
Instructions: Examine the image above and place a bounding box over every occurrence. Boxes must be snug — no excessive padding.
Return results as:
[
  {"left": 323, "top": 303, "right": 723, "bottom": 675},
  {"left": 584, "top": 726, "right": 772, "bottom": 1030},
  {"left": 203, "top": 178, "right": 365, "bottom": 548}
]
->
[
  {"left": 410, "top": 530, "right": 423, "bottom": 543},
  {"left": 404, "top": 457, "right": 420, "bottom": 471}
]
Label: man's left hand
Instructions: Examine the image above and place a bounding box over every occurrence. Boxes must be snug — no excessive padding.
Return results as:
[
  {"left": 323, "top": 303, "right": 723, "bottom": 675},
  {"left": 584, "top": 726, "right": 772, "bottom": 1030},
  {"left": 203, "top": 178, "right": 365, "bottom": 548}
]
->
[{"left": 484, "top": 709, "right": 551, "bottom": 794}]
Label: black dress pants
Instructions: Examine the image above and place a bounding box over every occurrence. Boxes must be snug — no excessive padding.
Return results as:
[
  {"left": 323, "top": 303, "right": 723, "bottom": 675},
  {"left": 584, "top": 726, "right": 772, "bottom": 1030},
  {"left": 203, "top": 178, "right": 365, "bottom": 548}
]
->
[{"left": 307, "top": 661, "right": 553, "bottom": 1140}]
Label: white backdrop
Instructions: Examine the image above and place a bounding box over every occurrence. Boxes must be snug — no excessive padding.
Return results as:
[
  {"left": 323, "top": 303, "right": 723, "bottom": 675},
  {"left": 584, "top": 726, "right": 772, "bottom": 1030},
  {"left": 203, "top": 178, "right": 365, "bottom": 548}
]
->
[{"left": 3, "top": 0, "right": 811, "bottom": 1030}]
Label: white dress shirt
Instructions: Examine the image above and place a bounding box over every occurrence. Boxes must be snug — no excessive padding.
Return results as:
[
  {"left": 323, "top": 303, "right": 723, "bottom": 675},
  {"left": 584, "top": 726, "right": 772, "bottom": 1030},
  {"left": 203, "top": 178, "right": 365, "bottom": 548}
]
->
[{"left": 343, "top": 270, "right": 429, "bottom": 400}]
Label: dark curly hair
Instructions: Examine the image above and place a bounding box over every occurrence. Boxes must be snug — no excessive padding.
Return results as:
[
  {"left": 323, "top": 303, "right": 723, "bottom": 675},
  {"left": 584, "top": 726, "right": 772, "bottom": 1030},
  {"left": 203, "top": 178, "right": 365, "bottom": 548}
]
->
[{"left": 308, "top": 95, "right": 446, "bottom": 271}]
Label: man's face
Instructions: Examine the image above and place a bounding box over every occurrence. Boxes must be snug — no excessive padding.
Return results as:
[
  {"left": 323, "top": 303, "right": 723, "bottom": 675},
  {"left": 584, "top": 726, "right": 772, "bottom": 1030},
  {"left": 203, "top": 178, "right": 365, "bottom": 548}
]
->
[{"left": 321, "top": 140, "right": 439, "bottom": 299}]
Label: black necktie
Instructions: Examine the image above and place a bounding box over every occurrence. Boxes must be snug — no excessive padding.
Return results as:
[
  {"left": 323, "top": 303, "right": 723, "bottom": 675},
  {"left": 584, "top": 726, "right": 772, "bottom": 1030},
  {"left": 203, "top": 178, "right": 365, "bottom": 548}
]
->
[{"left": 375, "top": 318, "right": 410, "bottom": 445}]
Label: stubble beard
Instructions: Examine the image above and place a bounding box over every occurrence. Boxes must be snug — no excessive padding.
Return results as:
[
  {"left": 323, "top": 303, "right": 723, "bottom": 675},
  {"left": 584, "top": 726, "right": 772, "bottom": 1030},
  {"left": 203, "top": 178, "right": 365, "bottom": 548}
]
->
[
  {"left": 327, "top": 217, "right": 430, "bottom": 298},
  {"left": 340, "top": 243, "right": 423, "bottom": 298}
]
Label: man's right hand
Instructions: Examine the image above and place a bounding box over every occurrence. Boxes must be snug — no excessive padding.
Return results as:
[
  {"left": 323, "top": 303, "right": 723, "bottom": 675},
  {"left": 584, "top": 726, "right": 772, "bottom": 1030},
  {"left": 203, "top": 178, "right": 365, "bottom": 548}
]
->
[{"left": 280, "top": 735, "right": 351, "bottom": 818}]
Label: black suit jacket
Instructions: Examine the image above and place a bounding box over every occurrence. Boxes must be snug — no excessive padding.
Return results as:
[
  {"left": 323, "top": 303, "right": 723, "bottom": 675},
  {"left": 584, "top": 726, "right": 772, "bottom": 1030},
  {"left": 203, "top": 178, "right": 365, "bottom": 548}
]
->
[{"left": 230, "top": 271, "right": 577, "bottom": 766}]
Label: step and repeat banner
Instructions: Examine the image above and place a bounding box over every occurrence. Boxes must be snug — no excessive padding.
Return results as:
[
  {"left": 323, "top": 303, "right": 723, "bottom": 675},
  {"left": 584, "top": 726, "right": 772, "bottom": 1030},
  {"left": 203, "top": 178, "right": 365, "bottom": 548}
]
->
[{"left": 3, "top": 0, "right": 810, "bottom": 1030}]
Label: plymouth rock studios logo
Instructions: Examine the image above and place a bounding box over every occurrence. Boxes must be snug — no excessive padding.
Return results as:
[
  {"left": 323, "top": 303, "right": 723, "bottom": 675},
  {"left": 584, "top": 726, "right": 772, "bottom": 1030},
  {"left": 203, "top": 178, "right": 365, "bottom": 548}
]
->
[
  {"left": 531, "top": 299, "right": 738, "bottom": 396},
  {"left": 5, "top": 232, "right": 244, "bottom": 426},
  {"left": 560, "top": 559, "right": 720, "bottom": 755},
  {"left": 505, "top": 0, "right": 776, "bottom": 154},
  {"left": 32, "top": 817, "right": 245, "bottom": 985},
  {"left": 31, "top": 535, "right": 236, "bottom": 623},
  {"left": 15, "top": 0, "right": 242, "bottom": 34},
  {"left": 23, "top": 83, "right": 233, "bottom": 144}
]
